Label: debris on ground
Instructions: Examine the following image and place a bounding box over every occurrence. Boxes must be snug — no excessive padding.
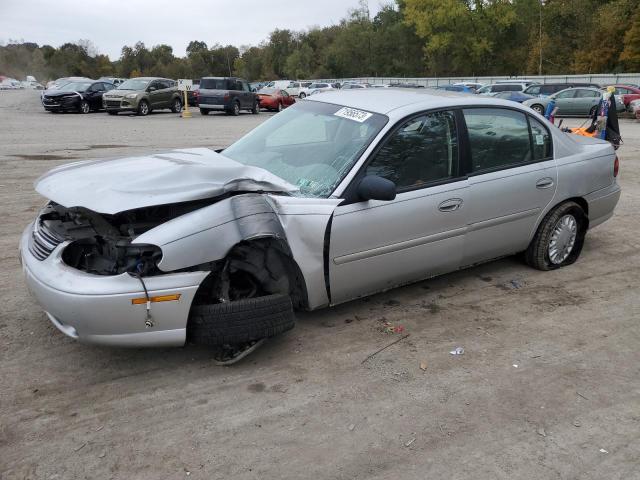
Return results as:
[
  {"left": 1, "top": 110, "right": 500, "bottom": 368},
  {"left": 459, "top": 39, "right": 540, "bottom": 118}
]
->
[
  {"left": 420, "top": 361, "right": 428, "bottom": 371},
  {"left": 573, "top": 420, "right": 582, "bottom": 427},
  {"left": 348, "top": 423, "right": 355, "bottom": 431},
  {"left": 449, "top": 347, "right": 465, "bottom": 355},
  {"left": 377, "top": 319, "right": 405, "bottom": 334},
  {"left": 537, "top": 427, "right": 546, "bottom": 437},
  {"left": 405, "top": 438, "right": 416, "bottom": 447},
  {"left": 361, "top": 334, "right": 410, "bottom": 364},
  {"left": 384, "top": 299, "right": 401, "bottom": 307},
  {"left": 599, "top": 448, "right": 608, "bottom": 454},
  {"left": 513, "top": 364, "right": 519, "bottom": 368}
]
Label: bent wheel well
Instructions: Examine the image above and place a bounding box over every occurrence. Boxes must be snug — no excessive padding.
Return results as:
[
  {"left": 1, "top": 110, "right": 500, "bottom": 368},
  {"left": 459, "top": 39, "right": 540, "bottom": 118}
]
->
[{"left": 191, "top": 238, "right": 308, "bottom": 310}]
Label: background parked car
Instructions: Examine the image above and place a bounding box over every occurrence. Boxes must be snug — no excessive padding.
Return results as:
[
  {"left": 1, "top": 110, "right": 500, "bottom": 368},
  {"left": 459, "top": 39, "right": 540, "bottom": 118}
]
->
[
  {"left": 524, "top": 82, "right": 601, "bottom": 97},
  {"left": 435, "top": 85, "right": 473, "bottom": 93},
  {"left": 198, "top": 77, "right": 259, "bottom": 116},
  {"left": 284, "top": 81, "right": 312, "bottom": 97},
  {"left": 606, "top": 84, "right": 640, "bottom": 110},
  {"left": 257, "top": 88, "right": 295, "bottom": 111},
  {"left": 0, "top": 78, "right": 22, "bottom": 89},
  {"left": 453, "top": 82, "right": 484, "bottom": 91},
  {"left": 42, "top": 80, "right": 114, "bottom": 113},
  {"left": 45, "top": 77, "right": 91, "bottom": 90},
  {"left": 341, "top": 82, "right": 372, "bottom": 89},
  {"left": 523, "top": 87, "right": 625, "bottom": 116},
  {"left": 98, "top": 76, "right": 126, "bottom": 87},
  {"left": 476, "top": 83, "right": 532, "bottom": 94},
  {"left": 491, "top": 91, "right": 536, "bottom": 103},
  {"left": 103, "top": 77, "right": 182, "bottom": 116},
  {"left": 629, "top": 98, "right": 640, "bottom": 119},
  {"left": 388, "top": 83, "right": 425, "bottom": 88},
  {"left": 305, "top": 82, "right": 336, "bottom": 96},
  {"left": 187, "top": 83, "right": 200, "bottom": 107}
]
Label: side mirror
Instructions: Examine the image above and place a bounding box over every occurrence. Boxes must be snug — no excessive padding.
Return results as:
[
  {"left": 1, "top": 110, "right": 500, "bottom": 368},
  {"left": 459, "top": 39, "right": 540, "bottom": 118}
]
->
[
  {"left": 357, "top": 175, "right": 396, "bottom": 202},
  {"left": 148, "top": 86, "right": 157, "bottom": 92}
]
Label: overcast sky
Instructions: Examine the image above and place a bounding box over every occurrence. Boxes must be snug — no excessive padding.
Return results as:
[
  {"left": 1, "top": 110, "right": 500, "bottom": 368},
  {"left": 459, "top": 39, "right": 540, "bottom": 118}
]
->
[{"left": 0, "top": 0, "right": 385, "bottom": 60}]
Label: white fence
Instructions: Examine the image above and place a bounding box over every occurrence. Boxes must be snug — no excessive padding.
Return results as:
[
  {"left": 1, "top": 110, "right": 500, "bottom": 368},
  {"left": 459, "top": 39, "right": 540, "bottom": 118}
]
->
[{"left": 315, "top": 73, "right": 640, "bottom": 87}]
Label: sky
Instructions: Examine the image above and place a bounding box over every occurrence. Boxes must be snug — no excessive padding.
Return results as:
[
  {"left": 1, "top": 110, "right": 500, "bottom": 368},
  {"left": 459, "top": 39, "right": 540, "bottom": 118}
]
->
[{"left": 0, "top": 0, "right": 385, "bottom": 60}]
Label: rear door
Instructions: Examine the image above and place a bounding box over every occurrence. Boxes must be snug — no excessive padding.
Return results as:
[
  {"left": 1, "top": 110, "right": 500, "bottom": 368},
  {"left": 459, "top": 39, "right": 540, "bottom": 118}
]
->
[
  {"left": 330, "top": 110, "right": 469, "bottom": 304},
  {"left": 461, "top": 108, "right": 556, "bottom": 266},
  {"left": 552, "top": 89, "right": 577, "bottom": 115},
  {"left": 240, "top": 80, "right": 252, "bottom": 108},
  {"left": 573, "top": 88, "right": 601, "bottom": 115}
]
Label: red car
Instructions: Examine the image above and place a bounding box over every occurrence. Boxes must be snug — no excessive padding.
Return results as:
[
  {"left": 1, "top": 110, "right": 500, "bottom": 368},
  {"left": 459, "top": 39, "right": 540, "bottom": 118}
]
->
[
  {"left": 257, "top": 88, "right": 295, "bottom": 112},
  {"left": 609, "top": 84, "right": 640, "bottom": 109}
]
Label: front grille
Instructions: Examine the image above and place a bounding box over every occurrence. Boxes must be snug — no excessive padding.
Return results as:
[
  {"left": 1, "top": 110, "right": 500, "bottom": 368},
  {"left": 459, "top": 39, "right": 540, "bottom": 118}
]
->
[
  {"left": 106, "top": 100, "right": 121, "bottom": 108},
  {"left": 29, "top": 220, "right": 64, "bottom": 261}
]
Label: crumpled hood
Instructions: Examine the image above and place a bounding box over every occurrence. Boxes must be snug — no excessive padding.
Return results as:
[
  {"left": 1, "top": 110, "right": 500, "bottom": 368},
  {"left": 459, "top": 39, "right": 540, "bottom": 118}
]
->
[{"left": 35, "top": 148, "right": 298, "bottom": 214}]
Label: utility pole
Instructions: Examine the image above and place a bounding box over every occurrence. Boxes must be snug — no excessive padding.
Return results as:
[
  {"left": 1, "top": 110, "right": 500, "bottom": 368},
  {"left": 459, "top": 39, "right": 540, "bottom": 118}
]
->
[{"left": 539, "top": 0, "right": 543, "bottom": 76}]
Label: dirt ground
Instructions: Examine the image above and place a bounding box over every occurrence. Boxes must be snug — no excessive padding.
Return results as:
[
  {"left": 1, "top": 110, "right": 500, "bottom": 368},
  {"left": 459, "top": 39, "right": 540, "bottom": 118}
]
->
[{"left": 1, "top": 90, "right": 639, "bottom": 480}]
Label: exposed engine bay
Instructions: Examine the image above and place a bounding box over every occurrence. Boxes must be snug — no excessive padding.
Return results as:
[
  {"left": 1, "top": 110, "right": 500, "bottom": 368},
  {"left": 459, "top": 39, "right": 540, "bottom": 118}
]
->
[{"left": 40, "top": 200, "right": 213, "bottom": 276}]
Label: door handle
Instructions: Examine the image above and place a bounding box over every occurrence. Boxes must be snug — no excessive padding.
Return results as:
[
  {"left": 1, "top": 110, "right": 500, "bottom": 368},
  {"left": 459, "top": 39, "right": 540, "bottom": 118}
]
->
[
  {"left": 438, "top": 198, "right": 464, "bottom": 212},
  {"left": 536, "top": 177, "right": 554, "bottom": 189}
]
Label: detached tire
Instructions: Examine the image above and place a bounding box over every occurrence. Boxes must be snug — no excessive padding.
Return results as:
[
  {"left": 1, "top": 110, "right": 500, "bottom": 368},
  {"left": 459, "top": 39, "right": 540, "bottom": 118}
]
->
[
  {"left": 187, "top": 294, "right": 295, "bottom": 346},
  {"left": 525, "top": 201, "right": 587, "bottom": 271}
]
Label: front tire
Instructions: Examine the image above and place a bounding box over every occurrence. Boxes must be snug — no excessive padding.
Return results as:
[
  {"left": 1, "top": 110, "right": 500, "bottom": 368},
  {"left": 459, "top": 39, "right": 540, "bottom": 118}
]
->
[
  {"left": 79, "top": 100, "right": 90, "bottom": 114},
  {"left": 231, "top": 101, "right": 240, "bottom": 116},
  {"left": 277, "top": 102, "right": 283, "bottom": 112},
  {"left": 531, "top": 104, "right": 545, "bottom": 115},
  {"left": 137, "top": 100, "right": 150, "bottom": 116},
  {"left": 525, "top": 201, "right": 587, "bottom": 271},
  {"left": 187, "top": 294, "right": 295, "bottom": 346},
  {"left": 171, "top": 98, "right": 182, "bottom": 113},
  {"left": 299, "top": 92, "right": 306, "bottom": 99},
  {"left": 200, "top": 108, "right": 210, "bottom": 115},
  {"left": 252, "top": 100, "right": 260, "bottom": 114}
]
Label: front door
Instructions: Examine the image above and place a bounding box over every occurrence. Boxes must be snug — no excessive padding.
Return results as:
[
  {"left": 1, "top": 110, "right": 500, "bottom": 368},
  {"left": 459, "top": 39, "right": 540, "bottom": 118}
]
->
[
  {"left": 330, "top": 110, "right": 469, "bottom": 304},
  {"left": 553, "top": 89, "right": 578, "bottom": 115},
  {"left": 460, "top": 107, "right": 557, "bottom": 266}
]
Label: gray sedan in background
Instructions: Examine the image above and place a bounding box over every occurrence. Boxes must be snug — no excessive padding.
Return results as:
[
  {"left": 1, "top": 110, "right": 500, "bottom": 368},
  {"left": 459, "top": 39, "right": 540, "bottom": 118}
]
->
[
  {"left": 523, "top": 87, "right": 626, "bottom": 116},
  {"left": 21, "top": 89, "right": 620, "bottom": 351}
]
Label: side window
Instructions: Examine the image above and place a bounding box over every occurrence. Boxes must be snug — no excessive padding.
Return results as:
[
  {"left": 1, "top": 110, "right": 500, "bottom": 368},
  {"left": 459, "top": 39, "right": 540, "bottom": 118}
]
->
[
  {"left": 281, "top": 90, "right": 289, "bottom": 97},
  {"left": 540, "top": 85, "right": 557, "bottom": 95},
  {"left": 148, "top": 81, "right": 159, "bottom": 91},
  {"left": 528, "top": 116, "right": 553, "bottom": 160},
  {"left": 463, "top": 108, "right": 532, "bottom": 172},
  {"left": 555, "top": 90, "right": 575, "bottom": 99},
  {"left": 365, "top": 111, "right": 458, "bottom": 190},
  {"left": 575, "top": 89, "right": 599, "bottom": 98},
  {"left": 242, "top": 81, "right": 250, "bottom": 92},
  {"left": 526, "top": 85, "right": 541, "bottom": 95}
]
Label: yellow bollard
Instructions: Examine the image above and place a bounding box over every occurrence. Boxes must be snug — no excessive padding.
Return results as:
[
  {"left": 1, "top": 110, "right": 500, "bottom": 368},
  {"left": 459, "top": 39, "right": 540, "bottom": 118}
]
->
[{"left": 181, "top": 89, "right": 192, "bottom": 118}]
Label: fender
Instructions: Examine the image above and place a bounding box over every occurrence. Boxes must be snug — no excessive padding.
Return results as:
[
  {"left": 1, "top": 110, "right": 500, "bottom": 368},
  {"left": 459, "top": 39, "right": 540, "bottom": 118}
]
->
[{"left": 133, "top": 194, "right": 286, "bottom": 272}]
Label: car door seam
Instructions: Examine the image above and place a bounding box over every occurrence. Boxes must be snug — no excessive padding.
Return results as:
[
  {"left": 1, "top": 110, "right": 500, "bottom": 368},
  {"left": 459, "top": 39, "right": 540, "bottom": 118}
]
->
[{"left": 333, "top": 227, "right": 467, "bottom": 265}]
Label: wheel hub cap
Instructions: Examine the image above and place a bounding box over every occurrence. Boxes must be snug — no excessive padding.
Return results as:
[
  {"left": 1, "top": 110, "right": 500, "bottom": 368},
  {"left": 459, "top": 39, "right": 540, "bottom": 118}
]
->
[{"left": 548, "top": 214, "right": 577, "bottom": 264}]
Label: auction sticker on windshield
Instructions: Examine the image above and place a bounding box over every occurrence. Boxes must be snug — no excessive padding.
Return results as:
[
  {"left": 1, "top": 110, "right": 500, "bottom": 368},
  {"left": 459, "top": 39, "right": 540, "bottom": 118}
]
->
[{"left": 334, "top": 107, "right": 373, "bottom": 123}]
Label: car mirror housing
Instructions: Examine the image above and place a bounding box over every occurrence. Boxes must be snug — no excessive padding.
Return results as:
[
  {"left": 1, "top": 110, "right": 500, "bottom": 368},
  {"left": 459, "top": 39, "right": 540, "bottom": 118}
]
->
[
  {"left": 357, "top": 175, "right": 396, "bottom": 202},
  {"left": 148, "top": 87, "right": 156, "bottom": 92}
]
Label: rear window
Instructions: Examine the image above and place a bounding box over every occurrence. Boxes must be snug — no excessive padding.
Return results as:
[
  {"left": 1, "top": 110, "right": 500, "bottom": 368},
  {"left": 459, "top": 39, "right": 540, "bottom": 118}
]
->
[{"left": 200, "top": 78, "right": 230, "bottom": 90}]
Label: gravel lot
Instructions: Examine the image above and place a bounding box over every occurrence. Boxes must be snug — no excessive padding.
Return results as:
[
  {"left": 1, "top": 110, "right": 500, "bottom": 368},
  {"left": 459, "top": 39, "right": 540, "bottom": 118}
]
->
[{"left": 1, "top": 90, "right": 639, "bottom": 480}]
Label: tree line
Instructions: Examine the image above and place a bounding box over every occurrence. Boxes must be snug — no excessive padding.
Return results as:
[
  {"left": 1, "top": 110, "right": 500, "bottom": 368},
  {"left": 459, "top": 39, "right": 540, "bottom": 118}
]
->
[{"left": 1, "top": 0, "right": 639, "bottom": 82}]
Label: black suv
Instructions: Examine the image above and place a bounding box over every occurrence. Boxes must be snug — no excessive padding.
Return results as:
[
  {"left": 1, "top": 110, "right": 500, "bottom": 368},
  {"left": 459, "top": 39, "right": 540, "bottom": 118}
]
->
[{"left": 197, "top": 77, "right": 259, "bottom": 116}]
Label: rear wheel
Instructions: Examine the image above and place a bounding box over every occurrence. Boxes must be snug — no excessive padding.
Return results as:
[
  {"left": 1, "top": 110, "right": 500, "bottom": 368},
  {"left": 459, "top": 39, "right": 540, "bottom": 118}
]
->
[
  {"left": 277, "top": 102, "right": 283, "bottom": 112},
  {"left": 231, "top": 101, "right": 240, "bottom": 116},
  {"left": 79, "top": 100, "right": 90, "bottom": 114},
  {"left": 531, "top": 104, "right": 545, "bottom": 115},
  {"left": 299, "top": 92, "right": 306, "bottom": 99},
  {"left": 525, "top": 201, "right": 587, "bottom": 271},
  {"left": 200, "top": 108, "right": 210, "bottom": 115},
  {"left": 171, "top": 97, "right": 182, "bottom": 113},
  {"left": 137, "top": 100, "right": 150, "bottom": 116}
]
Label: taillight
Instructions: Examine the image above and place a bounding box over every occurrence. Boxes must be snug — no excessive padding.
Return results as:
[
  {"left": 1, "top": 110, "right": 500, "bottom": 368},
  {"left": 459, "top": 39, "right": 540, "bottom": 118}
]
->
[
  {"left": 224, "top": 93, "right": 230, "bottom": 101},
  {"left": 614, "top": 155, "right": 619, "bottom": 177}
]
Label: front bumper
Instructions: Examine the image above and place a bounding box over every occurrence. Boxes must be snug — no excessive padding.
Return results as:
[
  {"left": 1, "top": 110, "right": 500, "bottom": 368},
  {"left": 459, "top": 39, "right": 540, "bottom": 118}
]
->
[
  {"left": 20, "top": 224, "right": 209, "bottom": 347},
  {"left": 103, "top": 97, "right": 137, "bottom": 112},
  {"left": 43, "top": 96, "right": 81, "bottom": 111}
]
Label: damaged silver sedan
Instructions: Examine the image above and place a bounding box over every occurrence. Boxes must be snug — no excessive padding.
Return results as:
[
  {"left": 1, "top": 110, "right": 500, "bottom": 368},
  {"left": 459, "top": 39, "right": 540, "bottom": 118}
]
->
[{"left": 20, "top": 89, "right": 621, "bottom": 356}]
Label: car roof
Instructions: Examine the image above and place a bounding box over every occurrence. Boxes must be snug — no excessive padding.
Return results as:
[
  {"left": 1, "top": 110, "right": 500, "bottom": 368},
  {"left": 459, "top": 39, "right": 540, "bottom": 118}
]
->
[{"left": 307, "top": 88, "right": 526, "bottom": 116}]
